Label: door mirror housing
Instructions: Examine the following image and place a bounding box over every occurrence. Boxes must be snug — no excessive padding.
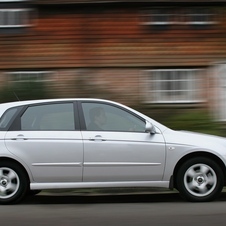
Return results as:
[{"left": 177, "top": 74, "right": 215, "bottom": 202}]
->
[{"left": 145, "top": 121, "right": 156, "bottom": 134}]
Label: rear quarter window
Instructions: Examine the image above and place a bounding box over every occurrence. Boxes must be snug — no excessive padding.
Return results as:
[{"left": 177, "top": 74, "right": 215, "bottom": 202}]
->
[{"left": 0, "top": 107, "right": 19, "bottom": 130}]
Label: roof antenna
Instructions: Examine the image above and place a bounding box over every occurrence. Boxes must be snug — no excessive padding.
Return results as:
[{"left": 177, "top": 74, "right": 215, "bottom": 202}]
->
[{"left": 13, "top": 92, "right": 20, "bottom": 101}]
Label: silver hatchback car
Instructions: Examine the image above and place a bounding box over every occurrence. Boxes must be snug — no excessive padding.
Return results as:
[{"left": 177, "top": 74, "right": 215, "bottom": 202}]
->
[{"left": 0, "top": 98, "right": 226, "bottom": 204}]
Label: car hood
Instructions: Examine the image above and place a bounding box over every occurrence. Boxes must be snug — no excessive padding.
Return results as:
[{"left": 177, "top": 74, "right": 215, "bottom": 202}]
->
[{"left": 163, "top": 129, "right": 226, "bottom": 155}]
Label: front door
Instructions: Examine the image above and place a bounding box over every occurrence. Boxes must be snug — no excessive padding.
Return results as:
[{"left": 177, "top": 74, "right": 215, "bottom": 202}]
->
[{"left": 80, "top": 101, "right": 166, "bottom": 182}]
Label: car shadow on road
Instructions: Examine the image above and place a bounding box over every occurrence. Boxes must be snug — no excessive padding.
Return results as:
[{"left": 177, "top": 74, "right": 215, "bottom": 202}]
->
[{"left": 21, "top": 191, "right": 226, "bottom": 205}]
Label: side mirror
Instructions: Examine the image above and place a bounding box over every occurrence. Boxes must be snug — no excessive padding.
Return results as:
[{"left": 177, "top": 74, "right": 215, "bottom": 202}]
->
[{"left": 145, "top": 121, "right": 156, "bottom": 134}]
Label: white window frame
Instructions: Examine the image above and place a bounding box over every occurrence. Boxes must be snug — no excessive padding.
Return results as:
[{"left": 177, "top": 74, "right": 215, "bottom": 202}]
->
[
  {"left": 143, "top": 69, "right": 204, "bottom": 104},
  {"left": 142, "top": 8, "right": 174, "bottom": 26},
  {"left": 186, "top": 8, "right": 216, "bottom": 25},
  {"left": 0, "top": 0, "right": 29, "bottom": 2},
  {"left": 0, "top": 8, "right": 33, "bottom": 28},
  {"left": 142, "top": 7, "right": 216, "bottom": 26},
  {"left": 7, "top": 71, "right": 53, "bottom": 83}
]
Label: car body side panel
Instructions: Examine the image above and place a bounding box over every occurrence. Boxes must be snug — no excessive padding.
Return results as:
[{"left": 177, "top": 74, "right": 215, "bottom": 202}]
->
[
  {"left": 4, "top": 131, "right": 84, "bottom": 183},
  {"left": 0, "top": 132, "right": 35, "bottom": 182},
  {"left": 30, "top": 181, "right": 170, "bottom": 190},
  {"left": 162, "top": 130, "right": 226, "bottom": 181},
  {"left": 82, "top": 131, "right": 166, "bottom": 182}
]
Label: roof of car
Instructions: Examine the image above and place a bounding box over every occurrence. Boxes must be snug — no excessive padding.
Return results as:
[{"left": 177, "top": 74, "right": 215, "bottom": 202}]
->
[
  {"left": 0, "top": 98, "right": 112, "bottom": 115},
  {"left": 0, "top": 98, "right": 110, "bottom": 106}
]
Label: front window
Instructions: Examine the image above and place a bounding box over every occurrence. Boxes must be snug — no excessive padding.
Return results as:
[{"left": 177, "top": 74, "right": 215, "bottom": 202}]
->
[
  {"left": 21, "top": 103, "right": 75, "bottom": 131},
  {"left": 82, "top": 102, "right": 146, "bottom": 132},
  {"left": 144, "top": 69, "right": 203, "bottom": 103}
]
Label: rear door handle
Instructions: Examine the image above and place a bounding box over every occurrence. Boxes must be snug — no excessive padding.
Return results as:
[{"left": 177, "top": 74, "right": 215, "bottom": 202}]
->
[
  {"left": 89, "top": 135, "right": 106, "bottom": 142},
  {"left": 11, "top": 134, "right": 28, "bottom": 140}
]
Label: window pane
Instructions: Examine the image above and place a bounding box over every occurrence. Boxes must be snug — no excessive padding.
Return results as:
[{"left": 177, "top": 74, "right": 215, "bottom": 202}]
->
[
  {"left": 0, "top": 9, "right": 31, "bottom": 28},
  {"left": 0, "top": 107, "right": 18, "bottom": 129},
  {"left": 82, "top": 103, "right": 145, "bottom": 132},
  {"left": 188, "top": 8, "right": 214, "bottom": 25},
  {"left": 147, "top": 69, "right": 202, "bottom": 103},
  {"left": 150, "top": 8, "right": 171, "bottom": 25},
  {"left": 21, "top": 103, "right": 75, "bottom": 131},
  {"left": 9, "top": 71, "right": 51, "bottom": 82}
]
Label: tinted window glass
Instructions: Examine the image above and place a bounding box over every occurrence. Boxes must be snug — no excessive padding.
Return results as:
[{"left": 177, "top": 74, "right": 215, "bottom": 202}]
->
[
  {"left": 21, "top": 103, "right": 75, "bottom": 131},
  {"left": 0, "top": 107, "right": 18, "bottom": 130},
  {"left": 82, "top": 103, "right": 145, "bottom": 132}
]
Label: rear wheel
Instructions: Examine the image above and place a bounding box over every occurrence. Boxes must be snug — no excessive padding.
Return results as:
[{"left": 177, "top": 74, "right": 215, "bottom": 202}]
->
[
  {"left": 0, "top": 161, "right": 28, "bottom": 204},
  {"left": 176, "top": 157, "right": 224, "bottom": 202}
]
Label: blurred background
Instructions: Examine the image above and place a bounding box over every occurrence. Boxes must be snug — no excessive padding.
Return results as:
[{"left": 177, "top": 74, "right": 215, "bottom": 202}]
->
[{"left": 1, "top": 0, "right": 226, "bottom": 135}]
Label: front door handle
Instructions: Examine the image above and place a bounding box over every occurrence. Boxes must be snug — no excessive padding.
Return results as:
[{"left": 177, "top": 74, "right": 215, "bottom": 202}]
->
[{"left": 89, "top": 135, "right": 106, "bottom": 142}]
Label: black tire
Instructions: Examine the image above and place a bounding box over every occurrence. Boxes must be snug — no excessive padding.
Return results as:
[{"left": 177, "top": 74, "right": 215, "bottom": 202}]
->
[
  {"left": 27, "top": 189, "right": 42, "bottom": 196},
  {"left": 0, "top": 161, "right": 28, "bottom": 204},
  {"left": 176, "top": 157, "right": 224, "bottom": 202}
]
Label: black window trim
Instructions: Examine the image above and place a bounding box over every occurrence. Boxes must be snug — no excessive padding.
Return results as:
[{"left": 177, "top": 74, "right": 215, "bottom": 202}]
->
[
  {"left": 8, "top": 101, "right": 81, "bottom": 131},
  {"left": 77, "top": 100, "right": 146, "bottom": 132}
]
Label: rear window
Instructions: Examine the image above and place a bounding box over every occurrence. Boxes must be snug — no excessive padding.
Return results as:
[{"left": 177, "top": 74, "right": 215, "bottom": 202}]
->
[{"left": 21, "top": 103, "right": 75, "bottom": 131}]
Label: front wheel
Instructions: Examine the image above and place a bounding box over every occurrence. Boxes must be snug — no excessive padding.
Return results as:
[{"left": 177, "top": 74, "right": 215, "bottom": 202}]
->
[
  {"left": 176, "top": 157, "right": 224, "bottom": 202},
  {"left": 0, "top": 161, "right": 28, "bottom": 204}
]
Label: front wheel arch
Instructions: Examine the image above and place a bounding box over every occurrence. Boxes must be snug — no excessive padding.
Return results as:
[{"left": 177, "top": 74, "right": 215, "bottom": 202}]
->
[
  {"left": 174, "top": 155, "right": 225, "bottom": 202},
  {"left": 173, "top": 152, "right": 226, "bottom": 189}
]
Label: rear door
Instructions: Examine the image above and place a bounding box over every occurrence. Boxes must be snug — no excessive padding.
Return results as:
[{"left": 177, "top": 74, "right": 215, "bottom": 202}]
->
[{"left": 4, "top": 101, "right": 83, "bottom": 183}]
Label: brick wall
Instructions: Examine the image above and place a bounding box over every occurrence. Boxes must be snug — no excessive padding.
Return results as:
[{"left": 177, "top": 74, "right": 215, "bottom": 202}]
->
[
  {"left": 47, "top": 69, "right": 140, "bottom": 106},
  {"left": 1, "top": 4, "right": 226, "bottom": 69}
]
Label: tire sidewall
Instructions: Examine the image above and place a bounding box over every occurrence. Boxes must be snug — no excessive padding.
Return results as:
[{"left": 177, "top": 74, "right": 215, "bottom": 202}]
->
[{"left": 176, "top": 157, "right": 224, "bottom": 202}]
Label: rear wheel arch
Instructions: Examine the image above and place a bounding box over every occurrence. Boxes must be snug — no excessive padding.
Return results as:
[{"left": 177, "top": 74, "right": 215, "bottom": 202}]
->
[
  {"left": 0, "top": 157, "right": 30, "bottom": 204},
  {"left": 173, "top": 152, "right": 226, "bottom": 189},
  {"left": 0, "top": 157, "right": 30, "bottom": 180},
  {"left": 0, "top": 157, "right": 30, "bottom": 188}
]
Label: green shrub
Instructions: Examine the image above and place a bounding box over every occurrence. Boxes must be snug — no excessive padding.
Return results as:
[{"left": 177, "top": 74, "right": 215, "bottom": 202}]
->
[
  {"left": 0, "top": 81, "right": 49, "bottom": 103},
  {"left": 163, "top": 110, "right": 223, "bottom": 136}
]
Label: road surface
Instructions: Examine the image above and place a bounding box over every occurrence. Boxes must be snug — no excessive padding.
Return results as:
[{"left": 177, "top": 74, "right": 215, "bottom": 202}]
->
[{"left": 1, "top": 190, "right": 226, "bottom": 226}]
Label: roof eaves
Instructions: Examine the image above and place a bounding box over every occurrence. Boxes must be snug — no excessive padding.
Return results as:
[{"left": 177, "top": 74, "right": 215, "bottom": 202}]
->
[{"left": 34, "top": 0, "right": 226, "bottom": 4}]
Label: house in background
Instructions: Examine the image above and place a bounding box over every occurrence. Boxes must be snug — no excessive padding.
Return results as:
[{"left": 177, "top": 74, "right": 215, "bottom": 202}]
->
[{"left": 1, "top": 0, "right": 226, "bottom": 120}]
